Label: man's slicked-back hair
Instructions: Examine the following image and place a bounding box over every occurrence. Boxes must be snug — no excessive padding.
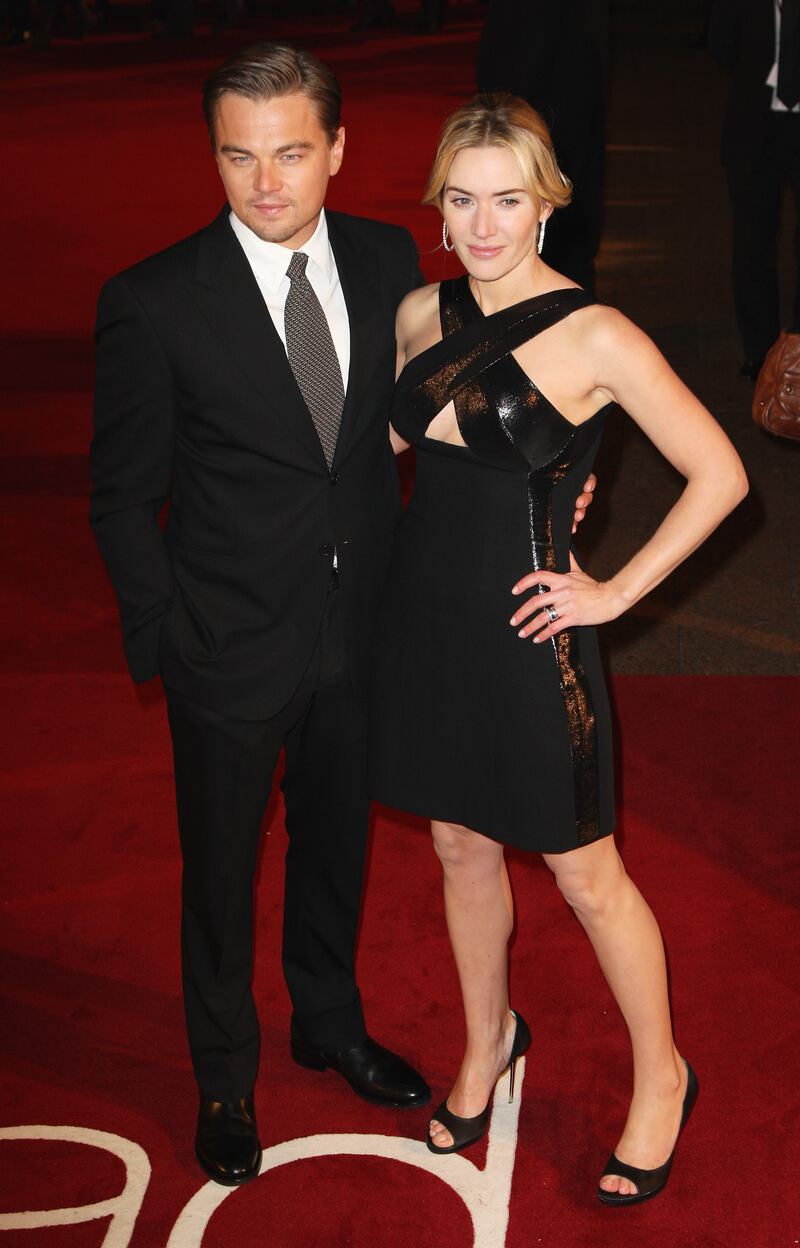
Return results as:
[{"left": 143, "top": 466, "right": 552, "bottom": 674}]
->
[{"left": 202, "top": 42, "right": 342, "bottom": 149}]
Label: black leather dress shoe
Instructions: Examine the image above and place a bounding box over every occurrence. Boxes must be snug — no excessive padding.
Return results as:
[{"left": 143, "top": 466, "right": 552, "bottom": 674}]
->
[
  {"left": 195, "top": 1095, "right": 262, "bottom": 1186},
  {"left": 291, "top": 1024, "right": 431, "bottom": 1108}
]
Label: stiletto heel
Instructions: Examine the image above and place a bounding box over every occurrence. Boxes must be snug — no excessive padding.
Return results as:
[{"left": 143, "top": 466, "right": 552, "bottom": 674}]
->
[
  {"left": 426, "top": 1010, "right": 531, "bottom": 1155},
  {"left": 597, "top": 1061, "right": 699, "bottom": 1206},
  {"left": 508, "top": 1053, "right": 519, "bottom": 1103}
]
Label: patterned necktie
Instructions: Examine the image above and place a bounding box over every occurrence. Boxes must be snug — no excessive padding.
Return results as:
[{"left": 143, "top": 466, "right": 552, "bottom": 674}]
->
[{"left": 284, "top": 250, "right": 345, "bottom": 469}]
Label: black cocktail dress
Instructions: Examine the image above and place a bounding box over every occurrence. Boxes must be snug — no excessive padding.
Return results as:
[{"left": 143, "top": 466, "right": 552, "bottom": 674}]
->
[{"left": 369, "top": 277, "right": 615, "bottom": 853}]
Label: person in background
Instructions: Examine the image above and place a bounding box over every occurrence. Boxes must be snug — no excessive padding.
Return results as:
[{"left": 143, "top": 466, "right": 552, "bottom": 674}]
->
[
  {"left": 3, "top": 0, "right": 31, "bottom": 43},
  {"left": 477, "top": 0, "right": 608, "bottom": 294},
  {"left": 709, "top": 0, "right": 800, "bottom": 378}
]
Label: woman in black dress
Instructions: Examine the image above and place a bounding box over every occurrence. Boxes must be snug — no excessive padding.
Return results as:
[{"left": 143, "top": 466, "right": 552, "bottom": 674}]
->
[{"left": 369, "top": 94, "right": 748, "bottom": 1204}]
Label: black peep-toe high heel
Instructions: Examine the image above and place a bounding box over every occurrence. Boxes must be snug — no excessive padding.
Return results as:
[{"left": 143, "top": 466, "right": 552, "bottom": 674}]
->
[
  {"left": 425, "top": 1010, "right": 531, "bottom": 1155},
  {"left": 596, "top": 1060, "right": 699, "bottom": 1206}
]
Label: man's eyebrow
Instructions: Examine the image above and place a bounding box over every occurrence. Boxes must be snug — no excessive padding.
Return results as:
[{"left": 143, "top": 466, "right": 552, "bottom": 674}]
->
[
  {"left": 218, "top": 141, "right": 315, "bottom": 157},
  {"left": 445, "top": 185, "right": 528, "bottom": 196},
  {"left": 275, "top": 141, "right": 315, "bottom": 154}
]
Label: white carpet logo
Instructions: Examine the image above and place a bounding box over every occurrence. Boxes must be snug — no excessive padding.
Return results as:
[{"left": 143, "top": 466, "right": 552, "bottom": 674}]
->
[{"left": 0, "top": 1059, "right": 525, "bottom": 1247}]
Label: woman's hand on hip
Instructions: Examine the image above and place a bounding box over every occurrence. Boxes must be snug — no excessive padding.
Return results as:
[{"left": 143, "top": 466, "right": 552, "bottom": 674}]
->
[{"left": 509, "top": 552, "right": 626, "bottom": 642}]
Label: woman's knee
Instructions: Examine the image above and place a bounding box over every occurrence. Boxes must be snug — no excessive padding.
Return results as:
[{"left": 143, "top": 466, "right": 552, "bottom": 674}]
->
[
  {"left": 430, "top": 820, "right": 501, "bottom": 873},
  {"left": 546, "top": 840, "right": 627, "bottom": 918}
]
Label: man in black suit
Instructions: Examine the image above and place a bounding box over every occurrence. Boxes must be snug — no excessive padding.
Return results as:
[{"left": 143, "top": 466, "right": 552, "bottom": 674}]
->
[
  {"left": 90, "top": 42, "right": 430, "bottom": 1187},
  {"left": 709, "top": 0, "right": 800, "bottom": 375}
]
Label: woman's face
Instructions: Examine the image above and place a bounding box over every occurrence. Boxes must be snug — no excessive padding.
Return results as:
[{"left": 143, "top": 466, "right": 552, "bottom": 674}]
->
[{"left": 441, "top": 145, "right": 549, "bottom": 282}]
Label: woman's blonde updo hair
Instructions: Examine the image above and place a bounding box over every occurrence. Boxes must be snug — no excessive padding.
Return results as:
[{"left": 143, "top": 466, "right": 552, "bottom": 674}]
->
[{"left": 422, "top": 92, "right": 572, "bottom": 212}]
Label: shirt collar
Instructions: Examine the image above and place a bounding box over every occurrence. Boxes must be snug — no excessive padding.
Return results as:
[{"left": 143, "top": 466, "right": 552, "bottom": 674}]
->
[{"left": 229, "top": 208, "right": 334, "bottom": 292}]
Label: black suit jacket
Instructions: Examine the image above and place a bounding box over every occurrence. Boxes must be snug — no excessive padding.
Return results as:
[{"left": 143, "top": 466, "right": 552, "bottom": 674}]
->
[
  {"left": 90, "top": 208, "right": 421, "bottom": 720},
  {"left": 708, "top": 0, "right": 790, "bottom": 165}
]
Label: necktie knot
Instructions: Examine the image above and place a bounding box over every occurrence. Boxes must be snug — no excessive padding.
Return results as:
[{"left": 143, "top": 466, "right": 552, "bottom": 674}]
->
[{"left": 287, "top": 250, "right": 309, "bottom": 281}]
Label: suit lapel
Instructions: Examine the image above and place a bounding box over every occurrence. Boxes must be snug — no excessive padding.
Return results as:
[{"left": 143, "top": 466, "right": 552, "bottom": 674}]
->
[
  {"left": 327, "top": 214, "right": 383, "bottom": 468},
  {"left": 189, "top": 209, "right": 327, "bottom": 466}
]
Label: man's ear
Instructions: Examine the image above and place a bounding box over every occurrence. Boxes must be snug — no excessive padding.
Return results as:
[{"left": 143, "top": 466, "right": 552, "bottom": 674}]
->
[{"left": 330, "top": 125, "right": 346, "bottom": 176}]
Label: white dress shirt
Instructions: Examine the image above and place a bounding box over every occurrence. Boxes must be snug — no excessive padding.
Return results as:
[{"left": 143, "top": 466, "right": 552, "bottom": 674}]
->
[
  {"left": 768, "top": 0, "right": 800, "bottom": 113},
  {"left": 229, "top": 207, "right": 351, "bottom": 390}
]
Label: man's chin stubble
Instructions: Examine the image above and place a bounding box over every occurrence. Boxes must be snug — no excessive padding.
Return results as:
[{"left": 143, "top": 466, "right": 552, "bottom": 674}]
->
[{"left": 246, "top": 212, "right": 304, "bottom": 245}]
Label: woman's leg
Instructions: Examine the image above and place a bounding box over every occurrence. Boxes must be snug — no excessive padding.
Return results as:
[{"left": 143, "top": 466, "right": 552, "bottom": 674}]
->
[
  {"left": 428, "top": 820, "right": 518, "bottom": 1148},
  {"left": 543, "top": 835, "right": 687, "bottom": 1196}
]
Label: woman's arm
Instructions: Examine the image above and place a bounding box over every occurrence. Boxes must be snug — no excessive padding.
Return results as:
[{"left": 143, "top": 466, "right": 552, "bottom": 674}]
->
[
  {"left": 389, "top": 289, "right": 427, "bottom": 456},
  {"left": 390, "top": 425, "right": 411, "bottom": 455},
  {"left": 390, "top": 332, "right": 411, "bottom": 454},
  {"left": 390, "top": 326, "right": 410, "bottom": 453},
  {"left": 510, "top": 308, "right": 749, "bottom": 641}
]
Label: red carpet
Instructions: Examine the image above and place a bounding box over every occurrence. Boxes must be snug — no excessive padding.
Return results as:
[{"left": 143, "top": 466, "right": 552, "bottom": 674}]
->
[
  {"left": 3, "top": 675, "right": 799, "bottom": 1245},
  {"left": 2, "top": 6, "right": 800, "bottom": 1246}
]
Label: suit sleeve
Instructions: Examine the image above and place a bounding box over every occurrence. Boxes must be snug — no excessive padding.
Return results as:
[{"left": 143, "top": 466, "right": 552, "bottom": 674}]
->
[{"left": 89, "top": 274, "right": 175, "bottom": 683}]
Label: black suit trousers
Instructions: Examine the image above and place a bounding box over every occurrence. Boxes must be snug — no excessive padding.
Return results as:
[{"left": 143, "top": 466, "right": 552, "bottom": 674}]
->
[
  {"left": 728, "top": 112, "right": 800, "bottom": 360},
  {"left": 165, "top": 580, "right": 369, "bottom": 1099}
]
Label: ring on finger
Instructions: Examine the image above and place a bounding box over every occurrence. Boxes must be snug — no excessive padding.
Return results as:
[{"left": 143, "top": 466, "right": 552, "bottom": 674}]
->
[{"left": 544, "top": 605, "right": 560, "bottom": 624}]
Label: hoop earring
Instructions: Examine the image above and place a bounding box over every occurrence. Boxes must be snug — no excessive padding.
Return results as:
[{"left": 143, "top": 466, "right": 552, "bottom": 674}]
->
[
  {"left": 537, "top": 218, "right": 547, "bottom": 255},
  {"left": 442, "top": 222, "right": 455, "bottom": 253}
]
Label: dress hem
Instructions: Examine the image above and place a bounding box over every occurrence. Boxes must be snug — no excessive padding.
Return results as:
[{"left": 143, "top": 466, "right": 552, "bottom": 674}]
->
[{"left": 368, "top": 788, "right": 616, "bottom": 856}]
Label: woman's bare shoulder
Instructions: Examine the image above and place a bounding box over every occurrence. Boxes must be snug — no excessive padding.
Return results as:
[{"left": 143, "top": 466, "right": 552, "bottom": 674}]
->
[
  {"left": 396, "top": 283, "right": 440, "bottom": 342},
  {"left": 569, "top": 303, "right": 678, "bottom": 405},
  {"left": 576, "top": 302, "right": 644, "bottom": 348}
]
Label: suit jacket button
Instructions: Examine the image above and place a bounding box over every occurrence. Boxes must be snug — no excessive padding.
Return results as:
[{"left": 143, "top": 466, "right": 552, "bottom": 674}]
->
[
  {"left": 330, "top": 471, "right": 339, "bottom": 485},
  {"left": 318, "top": 543, "right": 334, "bottom": 557}
]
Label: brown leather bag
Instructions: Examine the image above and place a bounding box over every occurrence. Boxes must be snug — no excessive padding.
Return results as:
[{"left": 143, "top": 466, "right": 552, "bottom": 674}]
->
[{"left": 752, "top": 332, "right": 800, "bottom": 440}]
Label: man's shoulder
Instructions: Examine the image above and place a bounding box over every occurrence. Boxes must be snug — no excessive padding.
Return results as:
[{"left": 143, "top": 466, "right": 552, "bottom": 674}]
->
[
  {"left": 105, "top": 211, "right": 227, "bottom": 296},
  {"left": 326, "top": 210, "right": 415, "bottom": 254}
]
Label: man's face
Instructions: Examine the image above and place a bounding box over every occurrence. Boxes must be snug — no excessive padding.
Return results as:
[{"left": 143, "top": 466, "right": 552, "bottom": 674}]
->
[{"left": 214, "top": 90, "right": 345, "bottom": 248}]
